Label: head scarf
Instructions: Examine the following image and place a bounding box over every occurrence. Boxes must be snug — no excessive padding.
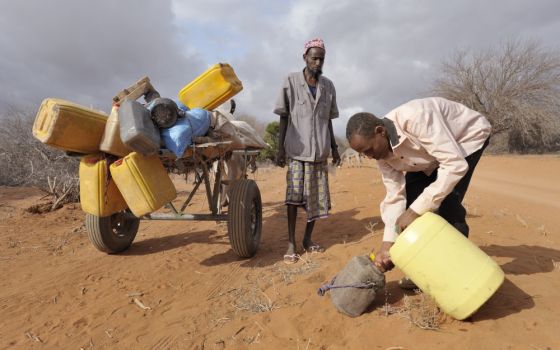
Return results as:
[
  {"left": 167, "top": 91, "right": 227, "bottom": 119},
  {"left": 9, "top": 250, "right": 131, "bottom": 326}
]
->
[{"left": 304, "top": 38, "right": 325, "bottom": 54}]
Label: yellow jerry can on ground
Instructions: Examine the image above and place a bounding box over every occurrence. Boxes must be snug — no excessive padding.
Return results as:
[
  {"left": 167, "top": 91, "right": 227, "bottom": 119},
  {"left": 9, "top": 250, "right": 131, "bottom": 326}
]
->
[
  {"left": 79, "top": 155, "right": 128, "bottom": 217},
  {"left": 390, "top": 212, "right": 505, "bottom": 320},
  {"left": 99, "top": 105, "right": 132, "bottom": 157},
  {"left": 109, "top": 152, "right": 177, "bottom": 217},
  {"left": 177, "top": 63, "right": 243, "bottom": 111},
  {"left": 33, "top": 98, "right": 108, "bottom": 154}
]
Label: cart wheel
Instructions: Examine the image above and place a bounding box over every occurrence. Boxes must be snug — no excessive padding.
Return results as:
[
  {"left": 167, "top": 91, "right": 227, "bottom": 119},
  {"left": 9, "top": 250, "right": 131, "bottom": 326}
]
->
[
  {"left": 85, "top": 210, "right": 140, "bottom": 254},
  {"left": 227, "top": 179, "right": 262, "bottom": 258}
]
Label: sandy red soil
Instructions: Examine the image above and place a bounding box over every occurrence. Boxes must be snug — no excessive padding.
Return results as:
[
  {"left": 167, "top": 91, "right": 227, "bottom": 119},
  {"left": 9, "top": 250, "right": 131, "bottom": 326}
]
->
[{"left": 1, "top": 154, "right": 559, "bottom": 349}]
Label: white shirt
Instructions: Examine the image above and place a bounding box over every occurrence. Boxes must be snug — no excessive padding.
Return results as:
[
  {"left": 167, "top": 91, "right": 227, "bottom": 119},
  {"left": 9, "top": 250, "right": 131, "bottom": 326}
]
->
[{"left": 378, "top": 97, "right": 492, "bottom": 242}]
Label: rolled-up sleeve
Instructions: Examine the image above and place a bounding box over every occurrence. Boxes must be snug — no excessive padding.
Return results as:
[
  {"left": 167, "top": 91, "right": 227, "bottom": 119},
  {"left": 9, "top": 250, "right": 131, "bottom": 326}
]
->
[
  {"left": 407, "top": 110, "right": 469, "bottom": 215},
  {"left": 273, "top": 77, "right": 290, "bottom": 118},
  {"left": 378, "top": 160, "right": 407, "bottom": 242}
]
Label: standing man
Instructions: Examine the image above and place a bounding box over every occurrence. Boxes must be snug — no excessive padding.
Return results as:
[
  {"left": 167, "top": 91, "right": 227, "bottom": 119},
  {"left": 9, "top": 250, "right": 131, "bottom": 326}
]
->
[
  {"left": 345, "top": 97, "right": 491, "bottom": 288},
  {"left": 273, "top": 38, "right": 341, "bottom": 264}
]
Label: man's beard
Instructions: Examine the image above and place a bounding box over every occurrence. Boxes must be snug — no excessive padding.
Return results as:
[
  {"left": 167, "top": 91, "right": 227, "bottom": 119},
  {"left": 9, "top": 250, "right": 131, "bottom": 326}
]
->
[{"left": 309, "top": 67, "right": 322, "bottom": 79}]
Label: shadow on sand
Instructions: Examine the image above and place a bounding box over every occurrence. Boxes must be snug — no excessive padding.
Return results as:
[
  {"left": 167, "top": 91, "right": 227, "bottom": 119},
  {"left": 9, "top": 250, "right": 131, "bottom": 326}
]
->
[
  {"left": 199, "top": 200, "right": 383, "bottom": 268},
  {"left": 122, "top": 229, "right": 229, "bottom": 256},
  {"left": 468, "top": 244, "right": 560, "bottom": 320}
]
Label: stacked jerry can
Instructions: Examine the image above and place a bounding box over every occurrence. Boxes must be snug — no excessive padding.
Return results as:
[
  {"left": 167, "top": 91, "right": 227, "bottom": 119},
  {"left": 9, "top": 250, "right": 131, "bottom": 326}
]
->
[
  {"left": 33, "top": 95, "right": 177, "bottom": 219},
  {"left": 178, "top": 63, "right": 243, "bottom": 110},
  {"left": 32, "top": 63, "right": 243, "bottom": 220},
  {"left": 98, "top": 105, "right": 132, "bottom": 157},
  {"left": 79, "top": 154, "right": 128, "bottom": 217},
  {"left": 33, "top": 98, "right": 109, "bottom": 154},
  {"left": 109, "top": 153, "right": 177, "bottom": 217}
]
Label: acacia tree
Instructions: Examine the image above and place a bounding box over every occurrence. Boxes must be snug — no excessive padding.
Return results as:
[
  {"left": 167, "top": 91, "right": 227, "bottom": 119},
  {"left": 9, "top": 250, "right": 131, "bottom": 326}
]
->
[
  {"left": 431, "top": 40, "right": 560, "bottom": 153},
  {"left": 0, "top": 105, "right": 80, "bottom": 209},
  {"left": 258, "top": 121, "right": 279, "bottom": 161}
]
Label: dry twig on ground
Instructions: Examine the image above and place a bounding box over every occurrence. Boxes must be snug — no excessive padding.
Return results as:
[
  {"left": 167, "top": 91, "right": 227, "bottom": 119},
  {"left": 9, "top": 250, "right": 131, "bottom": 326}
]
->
[{"left": 391, "top": 292, "right": 445, "bottom": 330}]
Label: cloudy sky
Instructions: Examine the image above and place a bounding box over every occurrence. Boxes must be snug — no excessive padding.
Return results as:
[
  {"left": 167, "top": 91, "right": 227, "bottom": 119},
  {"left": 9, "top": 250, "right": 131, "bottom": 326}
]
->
[{"left": 1, "top": 0, "right": 559, "bottom": 136}]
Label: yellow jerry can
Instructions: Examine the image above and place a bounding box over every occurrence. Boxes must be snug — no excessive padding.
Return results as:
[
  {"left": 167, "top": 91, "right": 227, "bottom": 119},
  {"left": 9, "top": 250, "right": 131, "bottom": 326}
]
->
[
  {"left": 109, "top": 152, "right": 177, "bottom": 217},
  {"left": 178, "top": 63, "right": 243, "bottom": 111},
  {"left": 79, "top": 155, "right": 128, "bottom": 217},
  {"left": 33, "top": 98, "right": 108, "bottom": 154},
  {"left": 390, "top": 212, "right": 505, "bottom": 320}
]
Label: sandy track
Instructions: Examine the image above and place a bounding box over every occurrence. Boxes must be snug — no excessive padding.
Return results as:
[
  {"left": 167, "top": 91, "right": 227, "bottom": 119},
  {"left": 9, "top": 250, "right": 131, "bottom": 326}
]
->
[{"left": 1, "top": 155, "right": 559, "bottom": 349}]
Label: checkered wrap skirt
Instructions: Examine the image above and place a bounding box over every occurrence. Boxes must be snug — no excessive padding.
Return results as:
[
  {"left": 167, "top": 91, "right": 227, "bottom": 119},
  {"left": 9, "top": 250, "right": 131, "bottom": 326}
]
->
[{"left": 285, "top": 159, "right": 331, "bottom": 221}]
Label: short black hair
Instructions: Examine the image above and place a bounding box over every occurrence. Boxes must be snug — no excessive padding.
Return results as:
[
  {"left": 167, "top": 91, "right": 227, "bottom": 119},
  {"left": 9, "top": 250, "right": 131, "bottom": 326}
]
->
[{"left": 346, "top": 112, "right": 384, "bottom": 141}]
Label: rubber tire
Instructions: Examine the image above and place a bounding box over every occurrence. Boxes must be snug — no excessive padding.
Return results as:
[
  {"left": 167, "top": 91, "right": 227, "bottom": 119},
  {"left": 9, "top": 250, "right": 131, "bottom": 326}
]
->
[
  {"left": 85, "top": 211, "right": 140, "bottom": 254},
  {"left": 227, "top": 179, "right": 262, "bottom": 258}
]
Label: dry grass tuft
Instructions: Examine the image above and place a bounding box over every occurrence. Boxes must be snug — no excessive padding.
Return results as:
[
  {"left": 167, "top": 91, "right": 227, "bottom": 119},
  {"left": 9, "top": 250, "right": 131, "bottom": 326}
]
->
[
  {"left": 231, "top": 285, "right": 278, "bottom": 313},
  {"left": 365, "top": 220, "right": 379, "bottom": 235},
  {"left": 273, "top": 254, "right": 320, "bottom": 284},
  {"left": 383, "top": 291, "right": 445, "bottom": 330},
  {"left": 398, "top": 292, "right": 444, "bottom": 330}
]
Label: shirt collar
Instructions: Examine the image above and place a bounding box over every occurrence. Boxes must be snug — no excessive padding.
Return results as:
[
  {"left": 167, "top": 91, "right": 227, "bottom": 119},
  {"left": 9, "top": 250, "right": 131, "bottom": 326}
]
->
[{"left": 381, "top": 117, "right": 401, "bottom": 148}]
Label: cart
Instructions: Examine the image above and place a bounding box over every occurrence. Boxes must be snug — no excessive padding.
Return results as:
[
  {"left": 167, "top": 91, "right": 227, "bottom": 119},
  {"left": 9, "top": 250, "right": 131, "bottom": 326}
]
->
[{"left": 84, "top": 139, "right": 263, "bottom": 258}]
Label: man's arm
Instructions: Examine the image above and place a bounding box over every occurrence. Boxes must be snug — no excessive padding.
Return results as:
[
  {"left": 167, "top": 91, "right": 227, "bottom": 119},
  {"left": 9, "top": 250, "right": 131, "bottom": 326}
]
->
[
  {"left": 328, "top": 120, "right": 340, "bottom": 166},
  {"left": 378, "top": 160, "right": 407, "bottom": 242},
  {"left": 373, "top": 160, "right": 407, "bottom": 272},
  {"left": 273, "top": 76, "right": 290, "bottom": 167},
  {"left": 277, "top": 116, "right": 288, "bottom": 167},
  {"left": 404, "top": 111, "right": 469, "bottom": 216},
  {"left": 328, "top": 82, "right": 340, "bottom": 166}
]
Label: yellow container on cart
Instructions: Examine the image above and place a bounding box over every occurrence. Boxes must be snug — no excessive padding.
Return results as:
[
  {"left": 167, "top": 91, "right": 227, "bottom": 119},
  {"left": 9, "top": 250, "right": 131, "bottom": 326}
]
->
[
  {"left": 390, "top": 212, "right": 504, "bottom": 320},
  {"left": 33, "top": 98, "right": 108, "bottom": 153},
  {"left": 79, "top": 155, "right": 128, "bottom": 217},
  {"left": 177, "top": 63, "right": 243, "bottom": 110},
  {"left": 109, "top": 152, "right": 177, "bottom": 217}
]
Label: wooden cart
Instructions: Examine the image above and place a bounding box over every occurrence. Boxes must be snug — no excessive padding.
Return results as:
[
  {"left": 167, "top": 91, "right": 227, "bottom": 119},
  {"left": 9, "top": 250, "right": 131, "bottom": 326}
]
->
[
  {"left": 84, "top": 141, "right": 262, "bottom": 258},
  {"left": 84, "top": 77, "right": 262, "bottom": 258}
]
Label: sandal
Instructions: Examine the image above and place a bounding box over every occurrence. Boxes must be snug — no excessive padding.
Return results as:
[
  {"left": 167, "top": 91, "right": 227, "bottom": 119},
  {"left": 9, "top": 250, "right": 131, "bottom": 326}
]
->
[
  {"left": 304, "top": 244, "right": 325, "bottom": 253},
  {"left": 283, "top": 254, "right": 299, "bottom": 264},
  {"left": 398, "top": 276, "right": 419, "bottom": 290}
]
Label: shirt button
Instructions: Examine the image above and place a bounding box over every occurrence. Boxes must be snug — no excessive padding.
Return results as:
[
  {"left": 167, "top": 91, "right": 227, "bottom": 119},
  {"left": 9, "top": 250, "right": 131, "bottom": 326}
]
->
[{"left": 400, "top": 156, "right": 404, "bottom": 159}]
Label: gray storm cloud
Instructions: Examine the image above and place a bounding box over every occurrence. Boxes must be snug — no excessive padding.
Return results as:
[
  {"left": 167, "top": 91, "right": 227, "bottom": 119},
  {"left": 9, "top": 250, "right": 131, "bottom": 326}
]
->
[{"left": 1, "top": 0, "right": 559, "bottom": 136}]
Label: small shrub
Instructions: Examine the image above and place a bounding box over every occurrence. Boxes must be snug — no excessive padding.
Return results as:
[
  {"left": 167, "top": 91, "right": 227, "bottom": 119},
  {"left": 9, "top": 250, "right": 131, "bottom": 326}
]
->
[{"left": 0, "top": 105, "right": 80, "bottom": 208}]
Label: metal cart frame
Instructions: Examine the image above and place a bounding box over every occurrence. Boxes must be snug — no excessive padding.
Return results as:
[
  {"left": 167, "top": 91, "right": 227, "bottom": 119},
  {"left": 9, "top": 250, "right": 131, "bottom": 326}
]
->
[{"left": 85, "top": 141, "right": 263, "bottom": 258}]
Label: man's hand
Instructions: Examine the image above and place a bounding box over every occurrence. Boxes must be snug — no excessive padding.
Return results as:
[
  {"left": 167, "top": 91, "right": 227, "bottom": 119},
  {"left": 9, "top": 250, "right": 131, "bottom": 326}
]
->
[
  {"left": 276, "top": 149, "right": 286, "bottom": 168},
  {"left": 373, "top": 241, "right": 395, "bottom": 272},
  {"left": 331, "top": 147, "right": 341, "bottom": 167},
  {"left": 396, "top": 208, "right": 420, "bottom": 232}
]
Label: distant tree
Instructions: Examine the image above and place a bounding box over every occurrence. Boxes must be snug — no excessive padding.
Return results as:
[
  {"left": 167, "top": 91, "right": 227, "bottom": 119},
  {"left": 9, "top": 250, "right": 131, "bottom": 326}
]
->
[
  {"left": 258, "top": 121, "right": 279, "bottom": 161},
  {"left": 431, "top": 40, "right": 560, "bottom": 153}
]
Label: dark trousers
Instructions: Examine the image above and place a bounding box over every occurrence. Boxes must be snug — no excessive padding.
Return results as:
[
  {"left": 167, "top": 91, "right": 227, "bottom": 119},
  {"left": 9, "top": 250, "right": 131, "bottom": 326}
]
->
[{"left": 405, "top": 138, "right": 490, "bottom": 237}]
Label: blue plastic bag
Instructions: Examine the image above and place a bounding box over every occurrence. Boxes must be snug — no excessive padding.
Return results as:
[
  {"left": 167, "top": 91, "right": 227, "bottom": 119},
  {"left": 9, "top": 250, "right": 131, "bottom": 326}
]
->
[
  {"left": 176, "top": 100, "right": 190, "bottom": 113},
  {"left": 161, "top": 108, "right": 210, "bottom": 157}
]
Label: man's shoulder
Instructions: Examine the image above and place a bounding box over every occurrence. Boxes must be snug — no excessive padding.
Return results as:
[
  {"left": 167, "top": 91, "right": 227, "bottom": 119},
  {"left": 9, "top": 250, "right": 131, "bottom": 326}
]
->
[
  {"left": 284, "top": 71, "right": 302, "bottom": 80},
  {"left": 389, "top": 98, "right": 435, "bottom": 117},
  {"left": 320, "top": 75, "right": 335, "bottom": 86}
]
